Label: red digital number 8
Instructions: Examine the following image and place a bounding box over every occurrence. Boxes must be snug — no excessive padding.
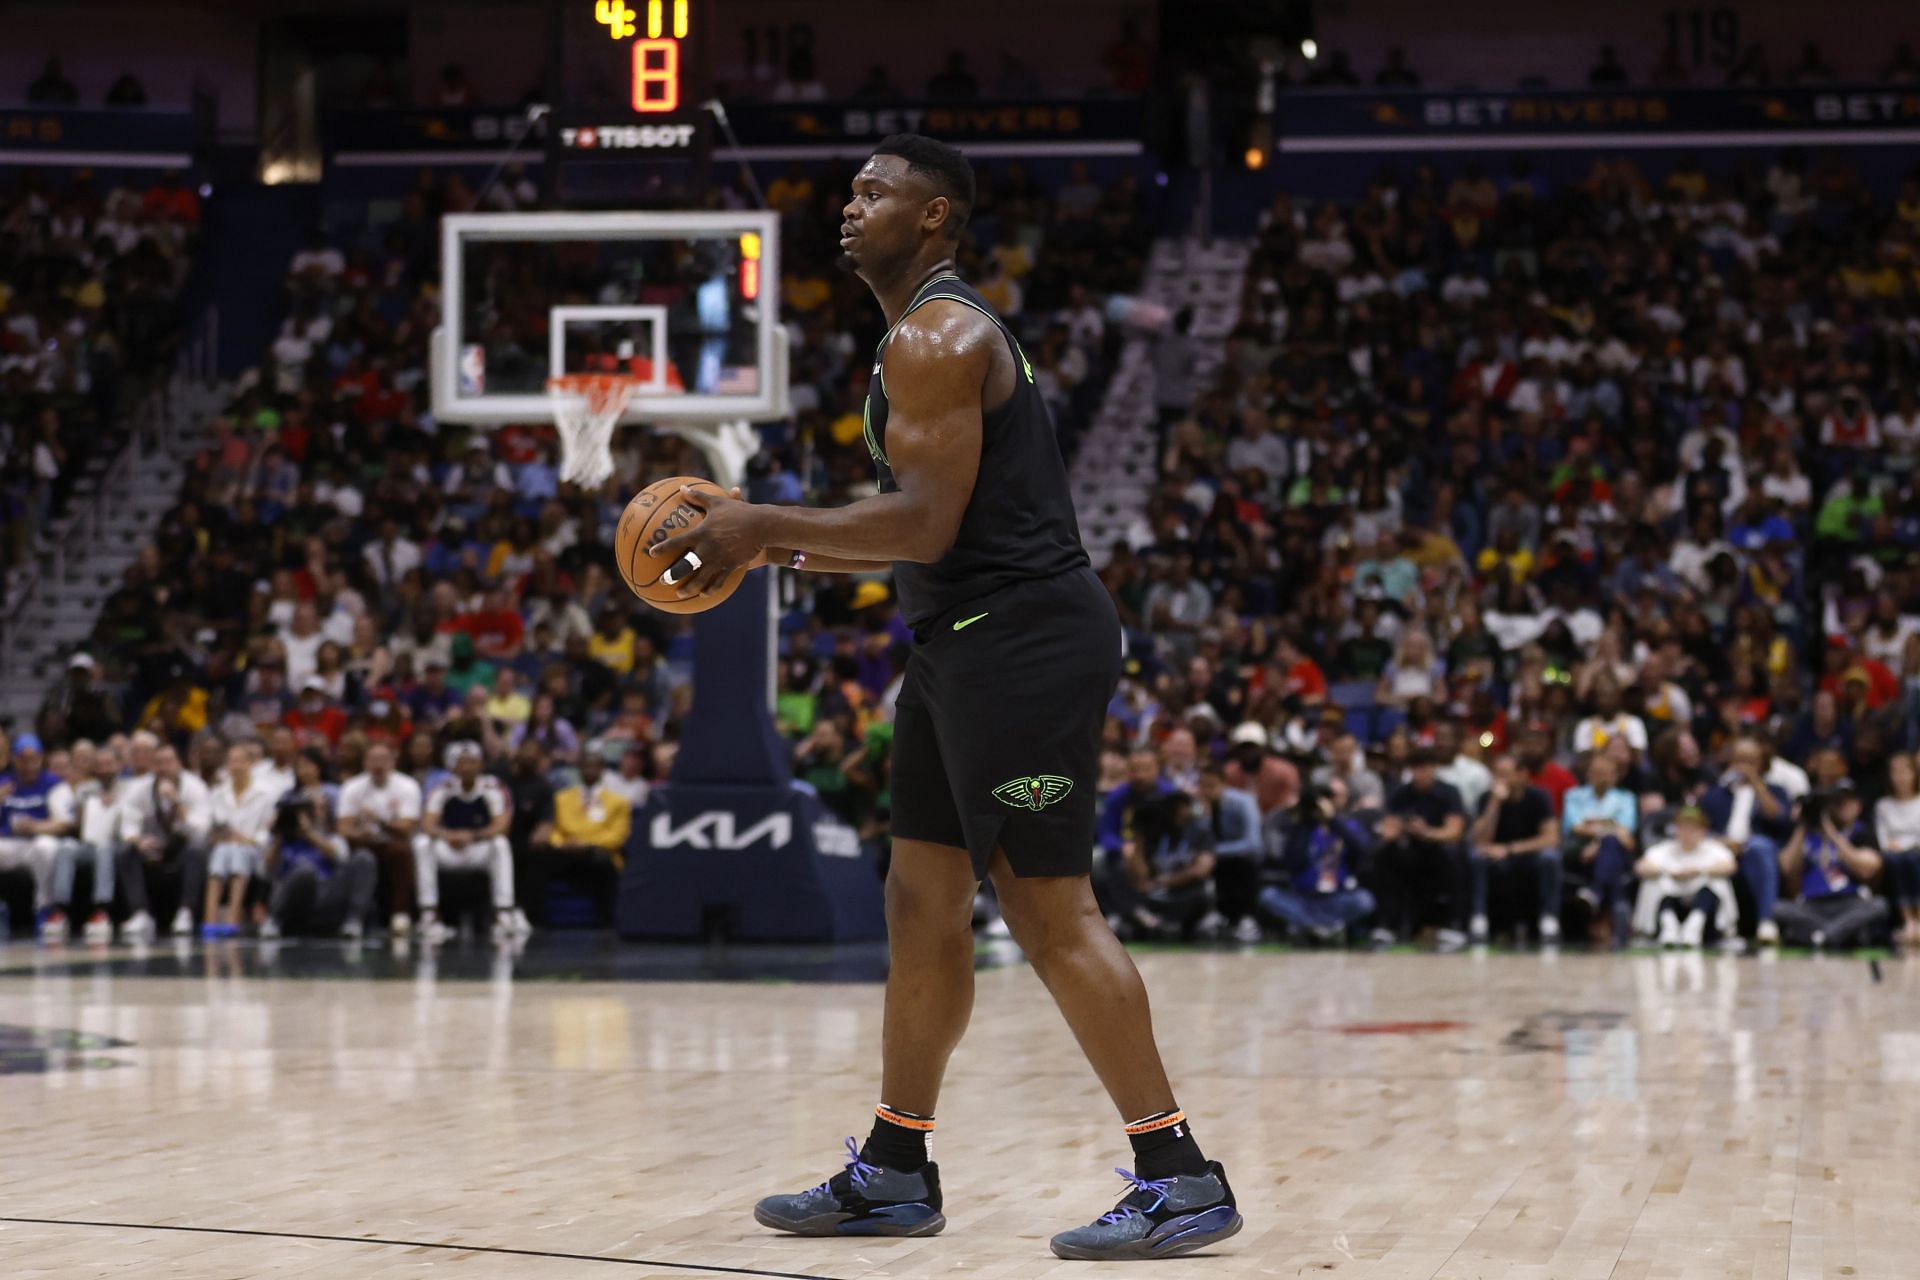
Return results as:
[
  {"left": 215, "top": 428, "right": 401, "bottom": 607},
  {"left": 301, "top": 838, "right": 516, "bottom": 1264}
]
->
[{"left": 632, "top": 38, "right": 679, "bottom": 112}]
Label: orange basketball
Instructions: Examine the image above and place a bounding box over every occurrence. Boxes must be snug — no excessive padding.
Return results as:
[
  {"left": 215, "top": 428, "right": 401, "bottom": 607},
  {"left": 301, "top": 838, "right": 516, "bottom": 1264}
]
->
[{"left": 613, "top": 476, "right": 748, "bottom": 615}]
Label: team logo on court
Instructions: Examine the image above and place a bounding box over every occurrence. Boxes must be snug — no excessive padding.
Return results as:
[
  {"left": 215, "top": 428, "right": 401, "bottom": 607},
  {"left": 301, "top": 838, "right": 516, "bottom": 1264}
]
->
[{"left": 992, "top": 775, "right": 1074, "bottom": 810}]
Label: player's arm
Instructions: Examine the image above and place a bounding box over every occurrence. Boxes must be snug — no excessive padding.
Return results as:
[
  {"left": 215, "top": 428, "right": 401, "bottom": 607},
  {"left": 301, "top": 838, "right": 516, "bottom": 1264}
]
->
[{"left": 654, "top": 305, "right": 990, "bottom": 595}]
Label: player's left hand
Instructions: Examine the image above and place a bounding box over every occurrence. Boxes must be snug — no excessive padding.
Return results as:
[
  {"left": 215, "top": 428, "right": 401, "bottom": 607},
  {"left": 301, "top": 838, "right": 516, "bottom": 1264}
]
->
[{"left": 649, "top": 485, "right": 768, "bottom": 598}]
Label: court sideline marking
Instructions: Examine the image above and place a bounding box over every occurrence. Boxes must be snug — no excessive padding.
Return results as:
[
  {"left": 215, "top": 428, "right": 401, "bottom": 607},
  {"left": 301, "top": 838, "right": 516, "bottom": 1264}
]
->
[{"left": 0, "top": 1216, "right": 841, "bottom": 1280}]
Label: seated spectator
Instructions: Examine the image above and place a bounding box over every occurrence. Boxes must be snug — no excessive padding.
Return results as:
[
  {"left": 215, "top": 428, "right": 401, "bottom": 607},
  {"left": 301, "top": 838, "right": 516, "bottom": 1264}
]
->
[
  {"left": 1097, "top": 749, "right": 1172, "bottom": 862},
  {"left": 1307, "top": 50, "right": 1361, "bottom": 87},
  {"left": 1468, "top": 754, "right": 1562, "bottom": 943},
  {"left": 1874, "top": 753, "right": 1920, "bottom": 946},
  {"left": 1562, "top": 753, "right": 1639, "bottom": 945},
  {"left": 1787, "top": 41, "right": 1836, "bottom": 85},
  {"left": 105, "top": 71, "right": 147, "bottom": 106},
  {"left": 0, "top": 734, "right": 73, "bottom": 939},
  {"left": 1701, "top": 736, "right": 1794, "bottom": 945},
  {"left": 1588, "top": 45, "right": 1629, "bottom": 86},
  {"left": 850, "top": 64, "right": 900, "bottom": 99},
  {"left": 1632, "top": 805, "right": 1738, "bottom": 947},
  {"left": 1374, "top": 47, "right": 1420, "bottom": 87},
  {"left": 1775, "top": 784, "right": 1889, "bottom": 948},
  {"left": 1257, "top": 779, "right": 1376, "bottom": 941},
  {"left": 205, "top": 742, "right": 275, "bottom": 938},
  {"left": 49, "top": 740, "right": 122, "bottom": 943},
  {"left": 529, "top": 751, "right": 631, "bottom": 926},
  {"left": 771, "top": 48, "right": 827, "bottom": 101},
  {"left": 37, "top": 654, "right": 121, "bottom": 746},
  {"left": 1195, "top": 764, "right": 1263, "bottom": 940},
  {"left": 1436, "top": 721, "right": 1492, "bottom": 816},
  {"left": 435, "top": 62, "right": 474, "bottom": 106},
  {"left": 926, "top": 50, "right": 979, "bottom": 99},
  {"left": 338, "top": 743, "right": 423, "bottom": 937},
  {"left": 1572, "top": 673, "right": 1648, "bottom": 758},
  {"left": 26, "top": 57, "right": 78, "bottom": 105},
  {"left": 261, "top": 753, "right": 376, "bottom": 940},
  {"left": 115, "top": 740, "right": 211, "bottom": 939},
  {"left": 1884, "top": 41, "right": 1920, "bottom": 85},
  {"left": 1102, "top": 790, "right": 1216, "bottom": 939},
  {"left": 1373, "top": 749, "right": 1469, "bottom": 947},
  {"left": 415, "top": 742, "right": 524, "bottom": 945}
]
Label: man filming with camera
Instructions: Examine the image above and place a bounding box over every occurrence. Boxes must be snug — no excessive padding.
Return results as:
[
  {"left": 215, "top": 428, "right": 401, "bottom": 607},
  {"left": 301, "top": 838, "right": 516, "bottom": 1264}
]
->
[
  {"left": 260, "top": 752, "right": 377, "bottom": 942},
  {"left": 1773, "top": 781, "right": 1890, "bottom": 950}
]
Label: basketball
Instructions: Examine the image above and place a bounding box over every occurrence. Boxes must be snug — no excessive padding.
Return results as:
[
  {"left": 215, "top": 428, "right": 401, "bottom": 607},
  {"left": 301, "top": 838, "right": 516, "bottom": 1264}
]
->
[{"left": 613, "top": 475, "right": 747, "bottom": 614}]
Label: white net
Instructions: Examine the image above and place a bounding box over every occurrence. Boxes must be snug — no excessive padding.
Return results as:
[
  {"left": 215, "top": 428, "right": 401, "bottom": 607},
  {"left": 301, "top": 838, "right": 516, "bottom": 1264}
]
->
[{"left": 548, "top": 375, "right": 636, "bottom": 488}]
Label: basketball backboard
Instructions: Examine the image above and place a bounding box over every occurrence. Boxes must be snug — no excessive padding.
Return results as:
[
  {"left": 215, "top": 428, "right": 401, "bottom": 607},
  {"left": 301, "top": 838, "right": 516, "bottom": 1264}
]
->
[{"left": 431, "top": 210, "right": 787, "bottom": 426}]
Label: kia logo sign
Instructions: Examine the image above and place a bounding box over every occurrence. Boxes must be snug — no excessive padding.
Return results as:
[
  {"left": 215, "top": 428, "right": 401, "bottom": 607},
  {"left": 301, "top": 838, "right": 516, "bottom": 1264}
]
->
[
  {"left": 648, "top": 810, "right": 863, "bottom": 857},
  {"left": 651, "top": 811, "right": 792, "bottom": 850}
]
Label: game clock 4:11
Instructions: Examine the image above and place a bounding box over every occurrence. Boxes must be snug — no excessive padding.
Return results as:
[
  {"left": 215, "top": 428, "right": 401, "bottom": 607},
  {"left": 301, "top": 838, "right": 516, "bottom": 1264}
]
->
[{"left": 595, "top": 0, "right": 689, "bottom": 113}]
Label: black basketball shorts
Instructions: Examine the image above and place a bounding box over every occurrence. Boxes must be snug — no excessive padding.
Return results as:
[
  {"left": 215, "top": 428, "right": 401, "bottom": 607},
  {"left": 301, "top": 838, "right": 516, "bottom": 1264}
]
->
[{"left": 890, "top": 566, "right": 1123, "bottom": 879}]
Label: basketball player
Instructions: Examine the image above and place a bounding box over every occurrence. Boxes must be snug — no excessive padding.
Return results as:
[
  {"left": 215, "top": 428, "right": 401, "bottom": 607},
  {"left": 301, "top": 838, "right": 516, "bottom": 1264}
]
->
[{"left": 652, "top": 134, "right": 1241, "bottom": 1260}]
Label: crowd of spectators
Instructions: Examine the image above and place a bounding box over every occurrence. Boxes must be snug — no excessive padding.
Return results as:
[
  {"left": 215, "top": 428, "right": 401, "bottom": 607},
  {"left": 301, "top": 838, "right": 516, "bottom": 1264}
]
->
[
  {"left": 0, "top": 166, "right": 198, "bottom": 604},
  {"left": 1291, "top": 38, "right": 1920, "bottom": 92},
  {"left": 1089, "top": 148, "right": 1920, "bottom": 952},
  {"left": 8, "top": 130, "right": 1920, "bottom": 955},
  {"left": 1, "top": 156, "right": 1141, "bottom": 942}
]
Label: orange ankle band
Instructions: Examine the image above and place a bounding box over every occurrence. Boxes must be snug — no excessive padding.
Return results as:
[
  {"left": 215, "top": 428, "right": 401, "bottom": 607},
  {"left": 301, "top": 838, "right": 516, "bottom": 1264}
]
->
[
  {"left": 1123, "top": 1109, "right": 1186, "bottom": 1135},
  {"left": 876, "top": 1104, "right": 936, "bottom": 1132}
]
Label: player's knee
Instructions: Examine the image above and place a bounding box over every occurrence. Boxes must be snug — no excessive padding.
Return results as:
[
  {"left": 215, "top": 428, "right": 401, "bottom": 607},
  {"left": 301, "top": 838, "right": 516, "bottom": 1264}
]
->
[
  {"left": 884, "top": 867, "right": 971, "bottom": 935},
  {"left": 995, "top": 880, "right": 1101, "bottom": 968}
]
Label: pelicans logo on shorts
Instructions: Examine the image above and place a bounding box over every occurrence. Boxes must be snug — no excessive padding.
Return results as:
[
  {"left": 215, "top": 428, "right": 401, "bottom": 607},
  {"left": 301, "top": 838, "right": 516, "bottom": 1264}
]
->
[{"left": 992, "top": 775, "right": 1074, "bottom": 811}]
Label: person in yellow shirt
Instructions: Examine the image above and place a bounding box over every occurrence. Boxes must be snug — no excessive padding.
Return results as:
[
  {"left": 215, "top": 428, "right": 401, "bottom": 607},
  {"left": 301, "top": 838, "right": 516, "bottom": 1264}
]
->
[
  {"left": 766, "top": 162, "right": 815, "bottom": 218},
  {"left": 529, "top": 751, "right": 631, "bottom": 925},
  {"left": 484, "top": 668, "right": 532, "bottom": 733},
  {"left": 588, "top": 608, "right": 637, "bottom": 674}
]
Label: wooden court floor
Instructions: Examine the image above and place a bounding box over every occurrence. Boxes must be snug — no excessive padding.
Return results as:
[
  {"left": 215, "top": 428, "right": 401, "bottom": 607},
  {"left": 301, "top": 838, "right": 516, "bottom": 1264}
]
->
[{"left": 2, "top": 943, "right": 1917, "bottom": 1279}]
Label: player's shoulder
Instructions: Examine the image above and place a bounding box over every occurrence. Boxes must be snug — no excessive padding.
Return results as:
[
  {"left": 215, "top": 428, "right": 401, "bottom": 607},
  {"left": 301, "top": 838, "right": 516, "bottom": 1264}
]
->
[{"left": 890, "top": 295, "right": 1002, "bottom": 357}]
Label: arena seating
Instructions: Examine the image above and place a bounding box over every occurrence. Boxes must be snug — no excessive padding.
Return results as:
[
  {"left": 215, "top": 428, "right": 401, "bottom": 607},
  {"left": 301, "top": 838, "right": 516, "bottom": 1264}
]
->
[{"left": 8, "top": 149, "right": 1919, "bottom": 955}]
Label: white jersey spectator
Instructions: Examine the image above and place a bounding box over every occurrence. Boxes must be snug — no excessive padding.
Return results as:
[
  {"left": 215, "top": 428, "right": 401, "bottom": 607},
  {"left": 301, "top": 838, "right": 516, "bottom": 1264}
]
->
[
  {"left": 339, "top": 769, "right": 424, "bottom": 835},
  {"left": 414, "top": 745, "right": 525, "bottom": 944}
]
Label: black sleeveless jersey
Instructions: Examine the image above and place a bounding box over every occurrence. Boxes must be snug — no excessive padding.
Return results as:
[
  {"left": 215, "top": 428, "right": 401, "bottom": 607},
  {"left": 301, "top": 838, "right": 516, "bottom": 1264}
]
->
[{"left": 863, "top": 273, "right": 1088, "bottom": 629}]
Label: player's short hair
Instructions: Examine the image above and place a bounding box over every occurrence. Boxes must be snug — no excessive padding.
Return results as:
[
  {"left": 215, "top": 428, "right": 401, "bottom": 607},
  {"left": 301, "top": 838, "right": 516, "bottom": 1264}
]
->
[{"left": 870, "top": 133, "right": 974, "bottom": 240}]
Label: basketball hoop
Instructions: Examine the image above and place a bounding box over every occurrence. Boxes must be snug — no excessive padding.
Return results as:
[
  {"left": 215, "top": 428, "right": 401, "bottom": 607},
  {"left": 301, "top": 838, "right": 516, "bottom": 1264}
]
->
[{"left": 547, "top": 373, "right": 640, "bottom": 487}]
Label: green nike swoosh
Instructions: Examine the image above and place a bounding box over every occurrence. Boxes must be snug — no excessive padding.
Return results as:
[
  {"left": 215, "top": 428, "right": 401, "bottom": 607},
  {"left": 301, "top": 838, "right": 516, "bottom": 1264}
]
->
[{"left": 952, "top": 612, "right": 990, "bottom": 631}]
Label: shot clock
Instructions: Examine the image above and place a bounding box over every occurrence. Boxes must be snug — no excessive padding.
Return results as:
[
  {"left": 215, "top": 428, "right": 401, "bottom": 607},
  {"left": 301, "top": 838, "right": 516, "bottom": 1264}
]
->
[{"left": 594, "top": 0, "right": 692, "bottom": 113}]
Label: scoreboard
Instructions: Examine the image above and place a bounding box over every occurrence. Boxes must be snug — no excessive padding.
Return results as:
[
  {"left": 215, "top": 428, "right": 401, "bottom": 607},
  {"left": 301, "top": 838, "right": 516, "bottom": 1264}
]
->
[
  {"left": 557, "top": 0, "right": 709, "bottom": 158},
  {"left": 590, "top": 0, "right": 696, "bottom": 114}
]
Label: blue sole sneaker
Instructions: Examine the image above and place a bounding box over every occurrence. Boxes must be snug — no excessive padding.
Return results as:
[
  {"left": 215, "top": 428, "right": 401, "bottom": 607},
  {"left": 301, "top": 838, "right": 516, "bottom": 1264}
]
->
[
  {"left": 754, "top": 1138, "right": 946, "bottom": 1238},
  {"left": 1049, "top": 1161, "right": 1243, "bottom": 1260}
]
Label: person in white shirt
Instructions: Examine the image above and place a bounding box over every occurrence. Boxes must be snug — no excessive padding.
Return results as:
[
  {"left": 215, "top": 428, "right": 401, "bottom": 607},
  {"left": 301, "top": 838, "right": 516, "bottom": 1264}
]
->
[
  {"left": 49, "top": 740, "right": 123, "bottom": 942},
  {"left": 414, "top": 742, "right": 524, "bottom": 945},
  {"left": 116, "top": 741, "right": 213, "bottom": 938},
  {"left": 601, "top": 742, "right": 652, "bottom": 811},
  {"left": 1633, "top": 806, "right": 1738, "bottom": 946},
  {"left": 1874, "top": 753, "right": 1920, "bottom": 946},
  {"left": 338, "top": 743, "right": 424, "bottom": 937},
  {"left": 1435, "top": 721, "right": 1492, "bottom": 816},
  {"left": 206, "top": 743, "right": 277, "bottom": 936},
  {"left": 252, "top": 727, "right": 300, "bottom": 802},
  {"left": 1572, "top": 675, "right": 1649, "bottom": 757}
]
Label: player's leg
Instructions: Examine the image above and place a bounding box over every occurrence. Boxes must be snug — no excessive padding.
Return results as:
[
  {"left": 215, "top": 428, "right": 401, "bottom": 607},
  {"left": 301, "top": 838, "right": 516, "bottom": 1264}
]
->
[
  {"left": 991, "top": 858, "right": 1242, "bottom": 1261},
  {"left": 990, "top": 861, "right": 1174, "bottom": 1117},
  {"left": 877, "top": 838, "right": 980, "bottom": 1115},
  {"left": 753, "top": 699, "right": 964, "bottom": 1239}
]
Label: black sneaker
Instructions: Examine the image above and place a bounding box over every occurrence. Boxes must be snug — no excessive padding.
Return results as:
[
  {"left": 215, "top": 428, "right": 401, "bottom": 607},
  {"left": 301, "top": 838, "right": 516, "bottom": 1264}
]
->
[
  {"left": 753, "top": 1138, "right": 945, "bottom": 1237},
  {"left": 1049, "top": 1162, "right": 1242, "bottom": 1260}
]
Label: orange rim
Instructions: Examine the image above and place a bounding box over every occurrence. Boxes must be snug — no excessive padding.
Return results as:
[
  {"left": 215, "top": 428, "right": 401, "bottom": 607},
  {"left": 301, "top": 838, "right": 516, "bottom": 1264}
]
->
[{"left": 547, "top": 373, "right": 643, "bottom": 413}]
